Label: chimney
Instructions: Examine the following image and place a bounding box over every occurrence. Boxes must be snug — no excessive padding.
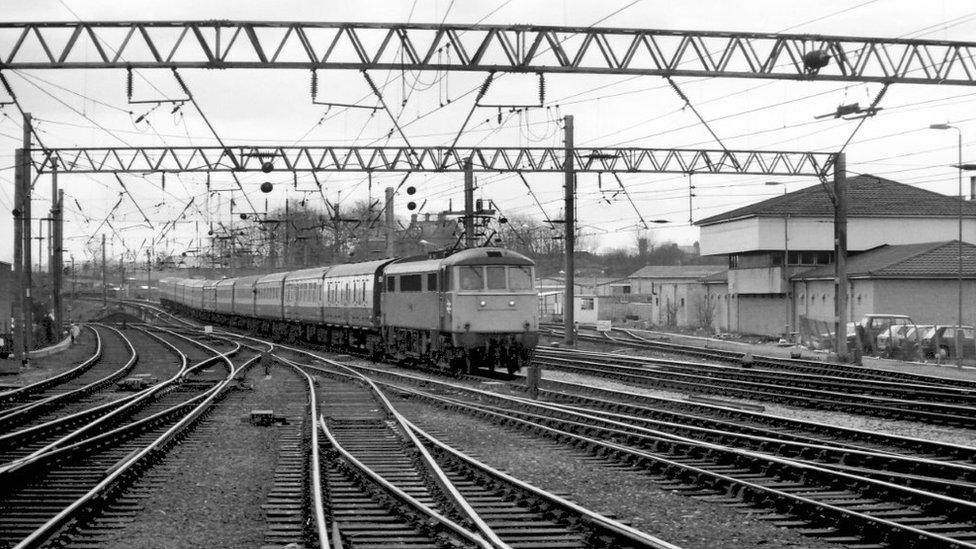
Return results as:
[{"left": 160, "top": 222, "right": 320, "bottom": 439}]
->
[{"left": 970, "top": 176, "right": 975, "bottom": 200}]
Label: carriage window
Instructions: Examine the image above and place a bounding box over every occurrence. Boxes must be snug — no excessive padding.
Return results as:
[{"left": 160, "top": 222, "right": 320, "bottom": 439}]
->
[
  {"left": 400, "top": 274, "right": 422, "bottom": 292},
  {"left": 509, "top": 267, "right": 533, "bottom": 290},
  {"left": 486, "top": 266, "right": 506, "bottom": 290},
  {"left": 458, "top": 266, "right": 484, "bottom": 290},
  {"left": 427, "top": 273, "right": 438, "bottom": 291}
]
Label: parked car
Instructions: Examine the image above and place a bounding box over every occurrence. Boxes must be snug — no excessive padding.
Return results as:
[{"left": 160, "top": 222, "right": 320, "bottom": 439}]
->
[
  {"left": 919, "top": 325, "right": 976, "bottom": 359},
  {"left": 853, "top": 314, "right": 915, "bottom": 356}
]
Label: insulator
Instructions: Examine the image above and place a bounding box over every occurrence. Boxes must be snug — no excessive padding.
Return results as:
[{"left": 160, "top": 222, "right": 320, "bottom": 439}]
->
[
  {"left": 538, "top": 72, "right": 545, "bottom": 104},
  {"left": 476, "top": 72, "right": 494, "bottom": 101},
  {"left": 311, "top": 70, "right": 318, "bottom": 99},
  {"left": 173, "top": 70, "right": 190, "bottom": 95},
  {"left": 126, "top": 67, "right": 133, "bottom": 100}
]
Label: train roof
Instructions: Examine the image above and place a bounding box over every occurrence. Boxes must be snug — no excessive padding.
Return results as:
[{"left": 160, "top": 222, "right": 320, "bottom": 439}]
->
[
  {"left": 256, "top": 271, "right": 288, "bottom": 285},
  {"left": 325, "top": 258, "right": 394, "bottom": 277},
  {"left": 441, "top": 247, "right": 534, "bottom": 267},
  {"left": 284, "top": 266, "right": 331, "bottom": 281},
  {"left": 233, "top": 275, "right": 263, "bottom": 286}
]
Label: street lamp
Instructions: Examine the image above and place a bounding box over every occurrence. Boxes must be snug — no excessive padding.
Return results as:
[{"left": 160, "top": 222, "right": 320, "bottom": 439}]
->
[
  {"left": 766, "top": 181, "right": 792, "bottom": 339},
  {"left": 929, "top": 123, "right": 965, "bottom": 367}
]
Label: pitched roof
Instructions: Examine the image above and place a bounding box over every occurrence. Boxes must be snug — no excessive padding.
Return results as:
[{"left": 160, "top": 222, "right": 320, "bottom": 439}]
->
[
  {"left": 696, "top": 175, "right": 976, "bottom": 226},
  {"left": 794, "top": 240, "right": 976, "bottom": 280},
  {"left": 629, "top": 265, "right": 726, "bottom": 279}
]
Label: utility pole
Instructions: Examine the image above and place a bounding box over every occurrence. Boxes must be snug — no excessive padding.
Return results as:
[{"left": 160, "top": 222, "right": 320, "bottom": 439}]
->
[
  {"left": 146, "top": 248, "right": 152, "bottom": 302},
  {"left": 120, "top": 253, "right": 126, "bottom": 299},
  {"left": 18, "top": 113, "right": 34, "bottom": 362},
  {"left": 52, "top": 167, "right": 63, "bottom": 333},
  {"left": 563, "top": 115, "right": 576, "bottom": 345},
  {"left": 833, "top": 153, "right": 849, "bottom": 362},
  {"left": 12, "top": 148, "right": 24, "bottom": 364},
  {"left": 464, "top": 157, "right": 475, "bottom": 248},
  {"left": 101, "top": 234, "right": 107, "bottom": 306},
  {"left": 71, "top": 255, "right": 76, "bottom": 301},
  {"left": 385, "top": 186, "right": 395, "bottom": 257}
]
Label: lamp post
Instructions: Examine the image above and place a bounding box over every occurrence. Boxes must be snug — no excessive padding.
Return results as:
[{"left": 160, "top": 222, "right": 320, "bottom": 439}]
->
[
  {"left": 929, "top": 124, "right": 965, "bottom": 367},
  {"left": 766, "top": 181, "right": 791, "bottom": 339}
]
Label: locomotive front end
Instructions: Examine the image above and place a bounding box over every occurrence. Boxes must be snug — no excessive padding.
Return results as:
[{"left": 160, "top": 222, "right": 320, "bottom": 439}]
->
[{"left": 442, "top": 248, "right": 538, "bottom": 373}]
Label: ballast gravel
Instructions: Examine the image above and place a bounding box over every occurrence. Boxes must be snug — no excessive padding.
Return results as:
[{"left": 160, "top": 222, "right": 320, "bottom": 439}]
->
[
  {"left": 542, "top": 369, "right": 976, "bottom": 448},
  {"left": 392, "top": 395, "right": 837, "bottom": 549}
]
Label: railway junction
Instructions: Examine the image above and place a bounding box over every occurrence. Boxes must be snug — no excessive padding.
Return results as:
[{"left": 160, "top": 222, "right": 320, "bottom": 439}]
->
[{"left": 3, "top": 2, "right": 976, "bottom": 548}]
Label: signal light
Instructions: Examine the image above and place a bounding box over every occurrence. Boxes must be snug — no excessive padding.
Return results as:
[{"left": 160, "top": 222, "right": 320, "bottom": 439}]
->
[
  {"left": 260, "top": 182, "right": 273, "bottom": 193},
  {"left": 261, "top": 162, "right": 274, "bottom": 173},
  {"left": 406, "top": 186, "right": 416, "bottom": 195},
  {"left": 407, "top": 201, "right": 417, "bottom": 210}
]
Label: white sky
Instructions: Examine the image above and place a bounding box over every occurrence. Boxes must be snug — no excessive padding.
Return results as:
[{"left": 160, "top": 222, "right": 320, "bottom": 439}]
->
[{"left": 1, "top": 0, "right": 975, "bottom": 265}]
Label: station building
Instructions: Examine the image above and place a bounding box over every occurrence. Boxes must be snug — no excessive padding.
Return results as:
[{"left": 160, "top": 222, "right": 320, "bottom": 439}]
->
[{"left": 694, "top": 175, "right": 976, "bottom": 336}]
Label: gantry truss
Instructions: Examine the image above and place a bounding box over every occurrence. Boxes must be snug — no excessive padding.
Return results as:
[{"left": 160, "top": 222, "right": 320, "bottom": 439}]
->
[
  {"left": 31, "top": 146, "right": 835, "bottom": 176},
  {"left": 1, "top": 22, "right": 975, "bottom": 84}
]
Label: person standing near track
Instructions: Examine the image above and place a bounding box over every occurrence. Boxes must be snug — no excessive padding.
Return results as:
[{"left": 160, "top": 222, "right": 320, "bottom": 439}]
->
[{"left": 69, "top": 323, "right": 80, "bottom": 345}]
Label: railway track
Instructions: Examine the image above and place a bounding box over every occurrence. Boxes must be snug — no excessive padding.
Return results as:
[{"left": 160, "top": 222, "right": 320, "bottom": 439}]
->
[
  {"left": 292, "top": 357, "right": 976, "bottom": 548},
  {"left": 0, "top": 326, "right": 102, "bottom": 410},
  {"left": 533, "top": 347, "right": 976, "bottom": 427},
  {"left": 545, "top": 324, "right": 976, "bottom": 390},
  {"left": 0, "top": 333, "right": 245, "bottom": 549},
  {"left": 210, "top": 330, "right": 677, "bottom": 548}
]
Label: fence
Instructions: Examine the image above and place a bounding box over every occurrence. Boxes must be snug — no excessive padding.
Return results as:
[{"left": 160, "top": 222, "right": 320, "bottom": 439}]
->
[{"left": 798, "top": 315, "right": 836, "bottom": 352}]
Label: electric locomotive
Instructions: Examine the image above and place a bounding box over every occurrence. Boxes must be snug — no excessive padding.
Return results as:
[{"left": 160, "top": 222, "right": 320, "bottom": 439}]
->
[{"left": 159, "top": 247, "right": 538, "bottom": 374}]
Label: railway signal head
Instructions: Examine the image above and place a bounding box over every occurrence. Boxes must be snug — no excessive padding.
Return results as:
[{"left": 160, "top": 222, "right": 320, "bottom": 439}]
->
[{"left": 260, "top": 182, "right": 273, "bottom": 193}]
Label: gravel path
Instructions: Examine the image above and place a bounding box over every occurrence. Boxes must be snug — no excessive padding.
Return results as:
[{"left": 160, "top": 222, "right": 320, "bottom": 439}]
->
[
  {"left": 543, "top": 370, "right": 976, "bottom": 448},
  {"left": 91, "top": 365, "right": 297, "bottom": 549},
  {"left": 391, "top": 395, "right": 836, "bottom": 549}
]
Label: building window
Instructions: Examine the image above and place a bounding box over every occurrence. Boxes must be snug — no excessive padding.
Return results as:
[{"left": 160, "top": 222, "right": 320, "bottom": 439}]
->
[
  {"left": 622, "top": 285, "right": 631, "bottom": 294},
  {"left": 580, "top": 298, "right": 594, "bottom": 310},
  {"left": 729, "top": 254, "right": 739, "bottom": 269}
]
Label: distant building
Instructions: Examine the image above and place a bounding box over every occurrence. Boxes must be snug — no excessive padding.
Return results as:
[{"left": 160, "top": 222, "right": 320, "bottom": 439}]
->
[
  {"left": 792, "top": 240, "right": 976, "bottom": 327},
  {"left": 609, "top": 265, "right": 725, "bottom": 327},
  {"left": 695, "top": 175, "right": 976, "bottom": 336}
]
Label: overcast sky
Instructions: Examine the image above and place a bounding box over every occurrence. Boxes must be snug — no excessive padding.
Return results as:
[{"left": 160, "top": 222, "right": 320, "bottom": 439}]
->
[{"left": 2, "top": 0, "right": 975, "bottom": 266}]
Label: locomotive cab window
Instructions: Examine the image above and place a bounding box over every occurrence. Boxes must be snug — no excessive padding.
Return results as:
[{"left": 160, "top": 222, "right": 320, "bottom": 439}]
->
[
  {"left": 427, "top": 273, "right": 437, "bottom": 291},
  {"left": 458, "top": 266, "right": 485, "bottom": 290},
  {"left": 509, "top": 266, "right": 533, "bottom": 290},
  {"left": 486, "top": 266, "right": 506, "bottom": 290},
  {"left": 387, "top": 276, "right": 395, "bottom": 292}
]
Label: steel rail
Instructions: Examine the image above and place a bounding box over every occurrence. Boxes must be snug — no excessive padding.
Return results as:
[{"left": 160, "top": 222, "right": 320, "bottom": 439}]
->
[
  {"left": 379, "top": 381, "right": 976, "bottom": 548},
  {"left": 532, "top": 377, "right": 976, "bottom": 462},
  {"left": 0, "top": 325, "right": 102, "bottom": 404},
  {"left": 533, "top": 352, "right": 976, "bottom": 426},
  {"left": 541, "top": 345, "right": 976, "bottom": 404},
  {"left": 272, "top": 353, "right": 502, "bottom": 548},
  {"left": 403, "top": 417, "right": 681, "bottom": 549},
  {"left": 0, "top": 326, "right": 226, "bottom": 469},
  {"left": 8, "top": 338, "right": 246, "bottom": 549},
  {"left": 0, "top": 325, "right": 137, "bottom": 429}
]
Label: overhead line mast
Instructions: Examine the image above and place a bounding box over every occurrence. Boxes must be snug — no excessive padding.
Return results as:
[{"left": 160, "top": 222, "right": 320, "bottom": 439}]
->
[{"left": 1, "top": 22, "right": 976, "bottom": 85}]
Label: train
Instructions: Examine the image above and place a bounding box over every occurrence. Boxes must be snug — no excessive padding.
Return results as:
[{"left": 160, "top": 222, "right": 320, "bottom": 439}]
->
[{"left": 158, "top": 247, "right": 539, "bottom": 374}]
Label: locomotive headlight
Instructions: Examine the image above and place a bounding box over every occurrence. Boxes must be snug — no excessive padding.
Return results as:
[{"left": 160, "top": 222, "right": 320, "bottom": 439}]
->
[
  {"left": 508, "top": 300, "right": 516, "bottom": 307},
  {"left": 479, "top": 300, "right": 487, "bottom": 307}
]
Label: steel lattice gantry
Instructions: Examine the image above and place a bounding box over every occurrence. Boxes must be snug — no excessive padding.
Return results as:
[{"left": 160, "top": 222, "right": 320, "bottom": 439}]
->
[
  {"left": 1, "top": 21, "right": 975, "bottom": 84},
  {"left": 30, "top": 146, "right": 835, "bottom": 175}
]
